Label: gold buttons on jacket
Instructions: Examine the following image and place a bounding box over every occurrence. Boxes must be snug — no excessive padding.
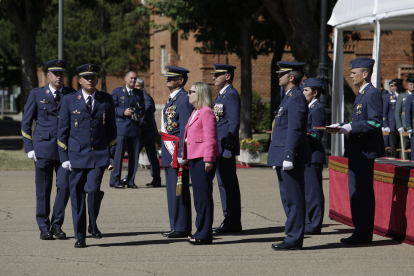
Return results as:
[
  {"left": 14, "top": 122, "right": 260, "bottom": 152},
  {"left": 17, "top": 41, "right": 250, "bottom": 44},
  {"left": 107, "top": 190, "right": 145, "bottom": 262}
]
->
[
  {"left": 91, "top": 128, "right": 93, "bottom": 130},
  {"left": 188, "top": 143, "right": 190, "bottom": 145},
  {"left": 91, "top": 148, "right": 94, "bottom": 151},
  {"left": 90, "top": 118, "right": 93, "bottom": 121},
  {"left": 91, "top": 138, "right": 94, "bottom": 141}
]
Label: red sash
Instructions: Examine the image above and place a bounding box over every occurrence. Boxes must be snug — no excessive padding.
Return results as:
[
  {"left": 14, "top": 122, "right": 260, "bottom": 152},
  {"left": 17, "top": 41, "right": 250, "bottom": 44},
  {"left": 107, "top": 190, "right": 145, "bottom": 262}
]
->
[{"left": 161, "top": 132, "right": 181, "bottom": 169}]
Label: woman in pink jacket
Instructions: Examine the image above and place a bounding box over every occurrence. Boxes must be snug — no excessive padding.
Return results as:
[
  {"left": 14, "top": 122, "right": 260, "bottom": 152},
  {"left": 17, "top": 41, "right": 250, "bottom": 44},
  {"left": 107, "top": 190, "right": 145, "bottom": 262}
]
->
[{"left": 182, "top": 82, "right": 220, "bottom": 245}]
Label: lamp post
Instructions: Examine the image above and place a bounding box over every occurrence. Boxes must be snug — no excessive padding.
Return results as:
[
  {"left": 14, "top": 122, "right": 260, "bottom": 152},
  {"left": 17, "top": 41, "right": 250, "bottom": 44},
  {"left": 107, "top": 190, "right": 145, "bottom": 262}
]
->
[
  {"left": 58, "top": 0, "right": 64, "bottom": 60},
  {"left": 317, "top": 0, "right": 331, "bottom": 160}
]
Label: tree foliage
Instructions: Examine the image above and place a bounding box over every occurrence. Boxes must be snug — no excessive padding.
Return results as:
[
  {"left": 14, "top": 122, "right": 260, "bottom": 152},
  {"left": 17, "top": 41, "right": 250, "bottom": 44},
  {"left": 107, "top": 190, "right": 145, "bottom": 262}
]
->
[
  {"left": 37, "top": 0, "right": 150, "bottom": 91},
  {"left": 0, "top": 16, "right": 20, "bottom": 88}
]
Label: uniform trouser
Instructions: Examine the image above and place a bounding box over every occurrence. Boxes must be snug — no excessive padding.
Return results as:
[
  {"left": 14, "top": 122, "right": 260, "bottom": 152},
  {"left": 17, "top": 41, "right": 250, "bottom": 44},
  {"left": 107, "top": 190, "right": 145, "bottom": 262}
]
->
[
  {"left": 35, "top": 158, "right": 70, "bottom": 232},
  {"left": 69, "top": 166, "right": 105, "bottom": 240},
  {"left": 348, "top": 158, "right": 375, "bottom": 241},
  {"left": 215, "top": 155, "right": 241, "bottom": 226},
  {"left": 304, "top": 164, "right": 325, "bottom": 234},
  {"left": 164, "top": 166, "right": 192, "bottom": 232},
  {"left": 276, "top": 166, "right": 306, "bottom": 248},
  {"left": 110, "top": 135, "right": 140, "bottom": 186},
  {"left": 189, "top": 158, "right": 216, "bottom": 240},
  {"left": 139, "top": 135, "right": 161, "bottom": 183}
]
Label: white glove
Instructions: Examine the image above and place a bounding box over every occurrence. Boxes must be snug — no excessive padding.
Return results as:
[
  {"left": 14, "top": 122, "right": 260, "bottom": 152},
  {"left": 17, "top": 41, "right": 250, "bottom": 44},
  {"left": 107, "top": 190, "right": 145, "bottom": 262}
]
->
[
  {"left": 282, "top": 160, "right": 294, "bottom": 171},
  {"left": 407, "top": 129, "right": 413, "bottom": 133},
  {"left": 28, "top": 150, "right": 37, "bottom": 162},
  {"left": 177, "top": 157, "right": 188, "bottom": 165},
  {"left": 272, "top": 166, "right": 276, "bottom": 170},
  {"left": 62, "top": 161, "right": 72, "bottom": 171},
  {"left": 328, "top": 123, "right": 340, "bottom": 128},
  {"left": 398, "top": 127, "right": 404, "bottom": 133},
  {"left": 339, "top": 124, "right": 352, "bottom": 134},
  {"left": 384, "top": 127, "right": 391, "bottom": 133},
  {"left": 223, "top": 150, "right": 232, "bottom": 158}
]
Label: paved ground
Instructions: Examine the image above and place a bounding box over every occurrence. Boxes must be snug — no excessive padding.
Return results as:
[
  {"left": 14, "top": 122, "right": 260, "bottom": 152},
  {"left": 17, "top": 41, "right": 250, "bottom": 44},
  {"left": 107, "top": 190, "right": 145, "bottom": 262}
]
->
[{"left": 1, "top": 168, "right": 414, "bottom": 275}]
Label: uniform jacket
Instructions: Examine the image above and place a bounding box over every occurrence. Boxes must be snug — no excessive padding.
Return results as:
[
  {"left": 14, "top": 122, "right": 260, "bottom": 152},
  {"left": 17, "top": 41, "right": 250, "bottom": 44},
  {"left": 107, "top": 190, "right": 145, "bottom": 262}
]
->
[
  {"left": 161, "top": 88, "right": 194, "bottom": 167},
  {"left": 213, "top": 84, "right": 241, "bottom": 156},
  {"left": 57, "top": 89, "right": 117, "bottom": 169},
  {"left": 267, "top": 86, "right": 311, "bottom": 167},
  {"left": 21, "top": 84, "right": 76, "bottom": 160},
  {"left": 405, "top": 93, "right": 414, "bottom": 131},
  {"left": 112, "top": 85, "right": 145, "bottom": 137},
  {"left": 382, "top": 92, "right": 397, "bottom": 131},
  {"left": 306, "top": 99, "right": 326, "bottom": 164},
  {"left": 141, "top": 90, "right": 159, "bottom": 139},
  {"left": 395, "top": 91, "right": 409, "bottom": 130},
  {"left": 343, "top": 83, "right": 385, "bottom": 159},
  {"left": 182, "top": 106, "right": 220, "bottom": 162}
]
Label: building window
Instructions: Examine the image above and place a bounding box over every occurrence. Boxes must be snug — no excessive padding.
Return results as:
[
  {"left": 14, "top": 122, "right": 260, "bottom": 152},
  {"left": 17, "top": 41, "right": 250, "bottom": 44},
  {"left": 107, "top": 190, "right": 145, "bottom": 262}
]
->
[{"left": 161, "top": 46, "right": 166, "bottom": 74}]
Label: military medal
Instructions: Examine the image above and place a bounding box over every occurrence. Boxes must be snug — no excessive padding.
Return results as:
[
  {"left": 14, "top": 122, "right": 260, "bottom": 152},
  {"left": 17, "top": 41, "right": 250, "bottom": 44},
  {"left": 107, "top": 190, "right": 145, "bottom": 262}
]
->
[
  {"left": 172, "top": 122, "right": 178, "bottom": 128},
  {"left": 121, "top": 96, "right": 125, "bottom": 99},
  {"left": 164, "top": 122, "right": 167, "bottom": 128},
  {"left": 73, "top": 110, "right": 81, "bottom": 114},
  {"left": 277, "top": 107, "right": 284, "bottom": 117},
  {"left": 103, "top": 111, "right": 105, "bottom": 125},
  {"left": 356, "top": 104, "right": 362, "bottom": 115},
  {"left": 75, "top": 119, "right": 78, "bottom": 127},
  {"left": 167, "top": 126, "right": 173, "bottom": 132},
  {"left": 40, "top": 99, "right": 49, "bottom": 104}
]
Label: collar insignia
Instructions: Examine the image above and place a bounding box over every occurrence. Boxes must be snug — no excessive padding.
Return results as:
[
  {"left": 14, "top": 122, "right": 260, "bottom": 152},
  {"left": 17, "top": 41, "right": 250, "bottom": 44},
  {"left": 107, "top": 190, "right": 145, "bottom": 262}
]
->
[
  {"left": 361, "top": 90, "right": 365, "bottom": 95},
  {"left": 77, "top": 95, "right": 81, "bottom": 100},
  {"left": 46, "top": 89, "right": 50, "bottom": 94}
]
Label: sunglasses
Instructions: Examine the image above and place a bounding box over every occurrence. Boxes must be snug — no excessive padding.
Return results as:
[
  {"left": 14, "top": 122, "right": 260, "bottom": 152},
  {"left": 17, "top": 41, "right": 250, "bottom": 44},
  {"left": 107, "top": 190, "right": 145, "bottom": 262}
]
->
[{"left": 188, "top": 90, "right": 196, "bottom": 95}]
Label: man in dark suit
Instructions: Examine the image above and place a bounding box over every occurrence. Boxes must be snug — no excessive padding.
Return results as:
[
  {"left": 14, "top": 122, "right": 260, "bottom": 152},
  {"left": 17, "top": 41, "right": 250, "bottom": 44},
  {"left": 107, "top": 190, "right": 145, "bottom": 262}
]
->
[
  {"left": 21, "top": 59, "right": 75, "bottom": 240},
  {"left": 330, "top": 57, "right": 385, "bottom": 244},
  {"left": 267, "top": 61, "right": 311, "bottom": 250},
  {"left": 160, "top": 66, "right": 194, "bottom": 238},
  {"left": 382, "top": 80, "right": 399, "bottom": 157},
  {"left": 404, "top": 77, "right": 414, "bottom": 160},
  {"left": 121, "top": 79, "right": 161, "bottom": 187},
  {"left": 58, "top": 64, "right": 117, "bottom": 248},
  {"left": 210, "top": 64, "right": 242, "bottom": 233},
  {"left": 109, "top": 71, "right": 145, "bottom": 189}
]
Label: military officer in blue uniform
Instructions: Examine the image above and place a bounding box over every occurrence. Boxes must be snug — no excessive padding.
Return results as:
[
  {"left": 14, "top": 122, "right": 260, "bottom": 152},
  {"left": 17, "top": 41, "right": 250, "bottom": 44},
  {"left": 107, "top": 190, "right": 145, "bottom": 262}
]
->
[
  {"left": 382, "top": 79, "right": 399, "bottom": 157},
  {"left": 161, "top": 66, "right": 193, "bottom": 238},
  {"left": 121, "top": 79, "right": 161, "bottom": 187},
  {"left": 21, "top": 59, "right": 75, "bottom": 240},
  {"left": 302, "top": 78, "right": 326, "bottom": 235},
  {"left": 58, "top": 64, "right": 117, "bottom": 248},
  {"left": 329, "top": 57, "right": 385, "bottom": 245},
  {"left": 109, "top": 71, "right": 145, "bottom": 189},
  {"left": 403, "top": 77, "right": 414, "bottom": 160},
  {"left": 210, "top": 64, "right": 242, "bottom": 233},
  {"left": 268, "top": 62, "right": 310, "bottom": 250}
]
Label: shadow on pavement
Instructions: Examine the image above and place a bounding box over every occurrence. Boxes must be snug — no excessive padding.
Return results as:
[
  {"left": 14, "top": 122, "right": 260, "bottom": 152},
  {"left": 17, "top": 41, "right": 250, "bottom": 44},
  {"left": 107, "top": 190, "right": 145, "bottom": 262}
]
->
[
  {"left": 304, "top": 239, "right": 402, "bottom": 250},
  {"left": 214, "top": 226, "right": 285, "bottom": 237},
  {"left": 90, "top": 238, "right": 188, "bottom": 247},
  {"left": 102, "top": 231, "right": 164, "bottom": 238}
]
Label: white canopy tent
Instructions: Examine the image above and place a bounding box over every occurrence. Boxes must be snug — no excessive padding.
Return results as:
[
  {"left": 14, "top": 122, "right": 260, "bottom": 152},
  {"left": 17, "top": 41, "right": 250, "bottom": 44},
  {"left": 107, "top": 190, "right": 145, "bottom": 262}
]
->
[{"left": 328, "top": 0, "right": 414, "bottom": 156}]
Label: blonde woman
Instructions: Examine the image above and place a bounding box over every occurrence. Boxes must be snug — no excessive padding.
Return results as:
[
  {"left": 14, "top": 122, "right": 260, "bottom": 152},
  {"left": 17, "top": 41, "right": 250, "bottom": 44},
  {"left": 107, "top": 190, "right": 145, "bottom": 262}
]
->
[{"left": 182, "top": 82, "right": 220, "bottom": 245}]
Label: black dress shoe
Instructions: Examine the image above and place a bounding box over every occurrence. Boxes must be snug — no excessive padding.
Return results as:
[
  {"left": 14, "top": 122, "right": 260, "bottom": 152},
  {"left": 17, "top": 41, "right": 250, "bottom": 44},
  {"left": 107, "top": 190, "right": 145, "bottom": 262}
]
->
[
  {"left": 127, "top": 184, "right": 138, "bottom": 189},
  {"left": 340, "top": 236, "right": 372, "bottom": 245},
  {"left": 120, "top": 178, "right": 128, "bottom": 185},
  {"left": 146, "top": 181, "right": 162, "bottom": 187},
  {"left": 40, "top": 231, "right": 53, "bottom": 240},
  {"left": 114, "top": 183, "right": 125, "bottom": 189},
  {"left": 305, "top": 230, "right": 320, "bottom": 235},
  {"left": 52, "top": 227, "right": 66, "bottom": 239},
  {"left": 91, "top": 230, "right": 102, "bottom": 239},
  {"left": 212, "top": 222, "right": 225, "bottom": 231},
  {"left": 189, "top": 238, "right": 213, "bottom": 245},
  {"left": 163, "top": 230, "right": 191, "bottom": 238},
  {"left": 162, "top": 230, "right": 173, "bottom": 237},
  {"left": 74, "top": 239, "right": 86, "bottom": 248},
  {"left": 214, "top": 224, "right": 242, "bottom": 233},
  {"left": 88, "top": 225, "right": 93, "bottom": 234},
  {"left": 271, "top": 241, "right": 302, "bottom": 251}
]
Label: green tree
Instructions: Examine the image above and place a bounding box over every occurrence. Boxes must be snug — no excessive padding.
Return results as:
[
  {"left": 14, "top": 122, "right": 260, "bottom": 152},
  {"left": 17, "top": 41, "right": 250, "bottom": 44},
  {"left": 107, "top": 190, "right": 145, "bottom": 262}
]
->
[
  {"left": 37, "top": 0, "right": 150, "bottom": 92},
  {"left": 0, "top": 16, "right": 20, "bottom": 89},
  {"left": 145, "top": 0, "right": 285, "bottom": 139},
  {"left": 0, "top": 0, "right": 52, "bottom": 112}
]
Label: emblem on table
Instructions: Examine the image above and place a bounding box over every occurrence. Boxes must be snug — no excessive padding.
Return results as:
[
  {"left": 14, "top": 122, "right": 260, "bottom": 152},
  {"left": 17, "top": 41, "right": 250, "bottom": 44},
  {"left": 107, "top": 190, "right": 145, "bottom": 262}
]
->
[
  {"left": 73, "top": 110, "right": 81, "bottom": 114},
  {"left": 40, "top": 99, "right": 50, "bottom": 104},
  {"left": 277, "top": 107, "right": 284, "bottom": 117},
  {"left": 356, "top": 104, "right": 362, "bottom": 115},
  {"left": 103, "top": 111, "right": 106, "bottom": 125},
  {"left": 75, "top": 119, "right": 78, "bottom": 127},
  {"left": 46, "top": 89, "right": 50, "bottom": 94},
  {"left": 78, "top": 95, "right": 81, "bottom": 100},
  {"left": 172, "top": 122, "right": 178, "bottom": 128}
]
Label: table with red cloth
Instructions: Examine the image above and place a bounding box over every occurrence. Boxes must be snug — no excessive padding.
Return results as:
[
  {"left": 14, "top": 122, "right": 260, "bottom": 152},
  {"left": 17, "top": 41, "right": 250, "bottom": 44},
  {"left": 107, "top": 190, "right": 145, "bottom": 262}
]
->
[{"left": 328, "top": 156, "right": 414, "bottom": 245}]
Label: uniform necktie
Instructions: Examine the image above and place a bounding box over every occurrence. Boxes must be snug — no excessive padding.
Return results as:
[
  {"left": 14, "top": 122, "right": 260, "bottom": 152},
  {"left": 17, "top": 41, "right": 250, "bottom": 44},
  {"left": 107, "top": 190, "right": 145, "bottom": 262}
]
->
[
  {"left": 55, "top": 90, "right": 60, "bottom": 104},
  {"left": 87, "top": 96, "right": 92, "bottom": 113}
]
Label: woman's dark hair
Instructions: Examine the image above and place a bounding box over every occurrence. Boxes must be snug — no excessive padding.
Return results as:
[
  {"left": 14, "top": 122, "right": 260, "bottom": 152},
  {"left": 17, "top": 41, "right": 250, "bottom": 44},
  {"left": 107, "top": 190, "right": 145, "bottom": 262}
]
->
[{"left": 309, "top": 86, "right": 326, "bottom": 99}]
